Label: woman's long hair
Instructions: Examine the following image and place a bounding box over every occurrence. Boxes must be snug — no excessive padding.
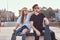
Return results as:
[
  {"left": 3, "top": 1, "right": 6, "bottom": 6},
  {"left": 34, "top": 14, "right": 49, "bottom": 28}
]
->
[{"left": 20, "top": 7, "right": 27, "bottom": 24}]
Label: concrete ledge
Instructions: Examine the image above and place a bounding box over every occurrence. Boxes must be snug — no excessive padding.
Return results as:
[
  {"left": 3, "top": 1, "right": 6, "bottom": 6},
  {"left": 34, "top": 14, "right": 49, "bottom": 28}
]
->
[
  {"left": 16, "top": 36, "right": 44, "bottom": 40},
  {"left": 49, "top": 22, "right": 60, "bottom": 27}
]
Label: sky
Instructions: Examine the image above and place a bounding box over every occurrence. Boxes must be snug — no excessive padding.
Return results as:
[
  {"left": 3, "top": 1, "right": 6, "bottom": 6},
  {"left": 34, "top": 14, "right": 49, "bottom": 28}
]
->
[{"left": 0, "top": 0, "right": 60, "bottom": 17}]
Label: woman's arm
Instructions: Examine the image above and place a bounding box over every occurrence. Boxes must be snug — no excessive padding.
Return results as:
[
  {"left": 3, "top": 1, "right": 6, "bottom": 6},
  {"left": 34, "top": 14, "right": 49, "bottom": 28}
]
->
[
  {"left": 14, "top": 17, "right": 21, "bottom": 31},
  {"left": 14, "top": 24, "right": 19, "bottom": 31}
]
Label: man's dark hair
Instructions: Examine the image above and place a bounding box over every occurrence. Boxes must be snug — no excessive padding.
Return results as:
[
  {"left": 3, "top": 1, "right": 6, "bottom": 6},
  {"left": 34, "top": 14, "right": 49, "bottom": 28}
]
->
[{"left": 32, "top": 4, "right": 38, "bottom": 10}]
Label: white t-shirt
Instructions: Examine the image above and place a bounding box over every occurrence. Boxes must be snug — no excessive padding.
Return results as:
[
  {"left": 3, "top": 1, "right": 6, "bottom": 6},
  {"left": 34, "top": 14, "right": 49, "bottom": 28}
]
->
[{"left": 16, "top": 13, "right": 31, "bottom": 30}]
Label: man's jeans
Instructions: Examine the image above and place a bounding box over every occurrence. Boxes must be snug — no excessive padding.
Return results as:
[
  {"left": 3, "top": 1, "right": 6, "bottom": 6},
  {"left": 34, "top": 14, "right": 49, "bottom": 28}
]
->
[
  {"left": 34, "top": 30, "right": 56, "bottom": 40},
  {"left": 11, "top": 25, "right": 29, "bottom": 40}
]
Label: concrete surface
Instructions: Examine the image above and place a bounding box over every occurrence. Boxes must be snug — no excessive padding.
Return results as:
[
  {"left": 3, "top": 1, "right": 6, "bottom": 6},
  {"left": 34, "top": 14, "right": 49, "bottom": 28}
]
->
[{"left": 0, "top": 27, "right": 60, "bottom": 40}]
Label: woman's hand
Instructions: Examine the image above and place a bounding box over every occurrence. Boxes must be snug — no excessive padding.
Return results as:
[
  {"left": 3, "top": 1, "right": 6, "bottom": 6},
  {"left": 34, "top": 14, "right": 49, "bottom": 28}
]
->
[
  {"left": 13, "top": 24, "right": 19, "bottom": 32},
  {"left": 13, "top": 28, "right": 16, "bottom": 32}
]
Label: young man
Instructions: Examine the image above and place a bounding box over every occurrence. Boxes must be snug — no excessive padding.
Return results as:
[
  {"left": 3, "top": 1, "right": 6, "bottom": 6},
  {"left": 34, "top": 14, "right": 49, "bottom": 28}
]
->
[
  {"left": 30, "top": 4, "right": 57, "bottom": 40},
  {"left": 30, "top": 4, "right": 49, "bottom": 40}
]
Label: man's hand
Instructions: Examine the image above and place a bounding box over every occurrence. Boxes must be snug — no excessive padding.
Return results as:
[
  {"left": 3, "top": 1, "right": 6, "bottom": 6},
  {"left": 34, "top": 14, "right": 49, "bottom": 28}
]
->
[
  {"left": 44, "top": 17, "right": 49, "bottom": 25},
  {"left": 36, "top": 30, "right": 41, "bottom": 36},
  {"left": 30, "top": 21, "right": 41, "bottom": 36}
]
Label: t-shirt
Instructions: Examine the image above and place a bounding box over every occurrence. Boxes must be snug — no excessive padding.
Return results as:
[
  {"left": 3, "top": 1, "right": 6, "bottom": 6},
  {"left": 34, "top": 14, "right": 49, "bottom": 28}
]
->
[
  {"left": 30, "top": 13, "right": 45, "bottom": 30},
  {"left": 16, "top": 13, "right": 31, "bottom": 30}
]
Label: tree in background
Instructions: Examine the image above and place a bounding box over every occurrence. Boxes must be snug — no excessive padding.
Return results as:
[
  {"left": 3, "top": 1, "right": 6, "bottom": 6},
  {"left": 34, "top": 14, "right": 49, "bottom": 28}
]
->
[
  {"left": 40, "top": 7, "right": 55, "bottom": 18},
  {"left": 47, "top": 7, "right": 55, "bottom": 18}
]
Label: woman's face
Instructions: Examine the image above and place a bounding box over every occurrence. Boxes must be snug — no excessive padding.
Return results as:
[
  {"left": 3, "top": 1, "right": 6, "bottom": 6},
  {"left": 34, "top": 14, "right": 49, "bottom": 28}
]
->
[{"left": 23, "top": 9, "right": 28, "bottom": 15}]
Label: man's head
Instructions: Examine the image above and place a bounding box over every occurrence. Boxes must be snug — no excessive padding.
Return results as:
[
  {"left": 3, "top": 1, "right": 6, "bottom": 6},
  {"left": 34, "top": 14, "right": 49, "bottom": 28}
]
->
[{"left": 32, "top": 4, "right": 40, "bottom": 13}]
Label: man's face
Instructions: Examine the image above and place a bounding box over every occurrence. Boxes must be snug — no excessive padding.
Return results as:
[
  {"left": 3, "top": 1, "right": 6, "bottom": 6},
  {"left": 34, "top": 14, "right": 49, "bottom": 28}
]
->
[{"left": 34, "top": 6, "right": 40, "bottom": 13}]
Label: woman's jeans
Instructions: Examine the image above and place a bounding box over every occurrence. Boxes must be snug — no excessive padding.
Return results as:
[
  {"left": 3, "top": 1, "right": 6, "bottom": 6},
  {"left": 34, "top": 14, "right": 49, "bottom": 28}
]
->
[{"left": 11, "top": 25, "right": 29, "bottom": 40}]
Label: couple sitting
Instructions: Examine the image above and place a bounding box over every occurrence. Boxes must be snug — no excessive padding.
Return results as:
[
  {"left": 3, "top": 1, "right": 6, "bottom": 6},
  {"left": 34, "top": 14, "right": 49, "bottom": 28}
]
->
[{"left": 11, "top": 4, "right": 56, "bottom": 40}]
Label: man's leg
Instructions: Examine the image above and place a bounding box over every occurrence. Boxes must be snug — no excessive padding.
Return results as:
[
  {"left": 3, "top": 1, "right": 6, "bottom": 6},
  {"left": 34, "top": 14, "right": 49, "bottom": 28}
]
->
[
  {"left": 34, "top": 31, "right": 39, "bottom": 40},
  {"left": 35, "top": 35, "right": 39, "bottom": 40},
  {"left": 44, "top": 26, "right": 51, "bottom": 40},
  {"left": 50, "top": 31, "right": 57, "bottom": 40}
]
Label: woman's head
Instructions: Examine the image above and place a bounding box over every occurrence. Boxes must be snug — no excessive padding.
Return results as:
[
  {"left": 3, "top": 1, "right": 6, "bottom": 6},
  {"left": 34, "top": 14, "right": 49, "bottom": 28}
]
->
[
  {"left": 21, "top": 7, "right": 28, "bottom": 24},
  {"left": 21, "top": 7, "right": 28, "bottom": 15}
]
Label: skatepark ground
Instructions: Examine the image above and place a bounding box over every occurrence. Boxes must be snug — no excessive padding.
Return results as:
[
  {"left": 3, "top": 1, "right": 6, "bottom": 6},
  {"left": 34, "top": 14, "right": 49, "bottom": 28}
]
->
[{"left": 0, "top": 27, "right": 60, "bottom": 40}]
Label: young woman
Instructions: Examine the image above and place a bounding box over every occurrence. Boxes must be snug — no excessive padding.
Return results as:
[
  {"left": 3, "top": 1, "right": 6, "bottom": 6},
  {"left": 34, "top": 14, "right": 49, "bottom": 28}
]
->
[{"left": 11, "top": 7, "right": 31, "bottom": 40}]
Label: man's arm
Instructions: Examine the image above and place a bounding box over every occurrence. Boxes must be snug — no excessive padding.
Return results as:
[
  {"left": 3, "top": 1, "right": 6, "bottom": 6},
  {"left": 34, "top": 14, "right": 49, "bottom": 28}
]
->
[
  {"left": 30, "top": 21, "right": 37, "bottom": 31},
  {"left": 30, "top": 21, "right": 41, "bottom": 36},
  {"left": 44, "top": 17, "right": 49, "bottom": 25}
]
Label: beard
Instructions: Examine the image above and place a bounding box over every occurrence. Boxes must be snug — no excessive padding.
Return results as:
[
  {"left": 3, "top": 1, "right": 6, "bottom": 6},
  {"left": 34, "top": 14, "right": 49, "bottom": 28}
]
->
[{"left": 36, "top": 10, "right": 40, "bottom": 13}]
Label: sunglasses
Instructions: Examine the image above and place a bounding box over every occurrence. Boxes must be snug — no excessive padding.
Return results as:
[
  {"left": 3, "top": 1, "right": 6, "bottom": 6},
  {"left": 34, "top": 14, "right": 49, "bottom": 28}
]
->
[{"left": 34, "top": 7, "right": 39, "bottom": 9}]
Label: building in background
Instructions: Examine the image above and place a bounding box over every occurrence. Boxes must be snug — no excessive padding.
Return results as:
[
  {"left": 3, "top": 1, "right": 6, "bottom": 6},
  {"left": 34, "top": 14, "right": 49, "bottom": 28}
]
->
[
  {"left": 55, "top": 9, "right": 60, "bottom": 21},
  {"left": 0, "top": 9, "right": 16, "bottom": 22}
]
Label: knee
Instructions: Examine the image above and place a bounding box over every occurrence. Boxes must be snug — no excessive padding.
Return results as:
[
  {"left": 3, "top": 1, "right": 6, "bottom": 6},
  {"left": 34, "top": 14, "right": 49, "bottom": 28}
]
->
[
  {"left": 50, "top": 31, "right": 55, "bottom": 34},
  {"left": 22, "top": 29, "right": 28, "bottom": 34}
]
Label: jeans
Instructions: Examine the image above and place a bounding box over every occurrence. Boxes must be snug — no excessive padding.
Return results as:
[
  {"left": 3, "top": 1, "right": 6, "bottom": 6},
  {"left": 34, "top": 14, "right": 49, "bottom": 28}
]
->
[
  {"left": 11, "top": 25, "right": 29, "bottom": 40},
  {"left": 34, "top": 30, "right": 44, "bottom": 40},
  {"left": 34, "top": 30, "right": 56, "bottom": 40}
]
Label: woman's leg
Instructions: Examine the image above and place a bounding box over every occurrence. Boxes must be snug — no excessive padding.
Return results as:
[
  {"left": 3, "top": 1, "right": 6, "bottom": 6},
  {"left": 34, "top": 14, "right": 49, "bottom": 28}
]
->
[
  {"left": 11, "top": 27, "right": 24, "bottom": 40},
  {"left": 22, "top": 28, "right": 28, "bottom": 40},
  {"left": 11, "top": 31, "right": 17, "bottom": 40},
  {"left": 11, "top": 25, "right": 29, "bottom": 40}
]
